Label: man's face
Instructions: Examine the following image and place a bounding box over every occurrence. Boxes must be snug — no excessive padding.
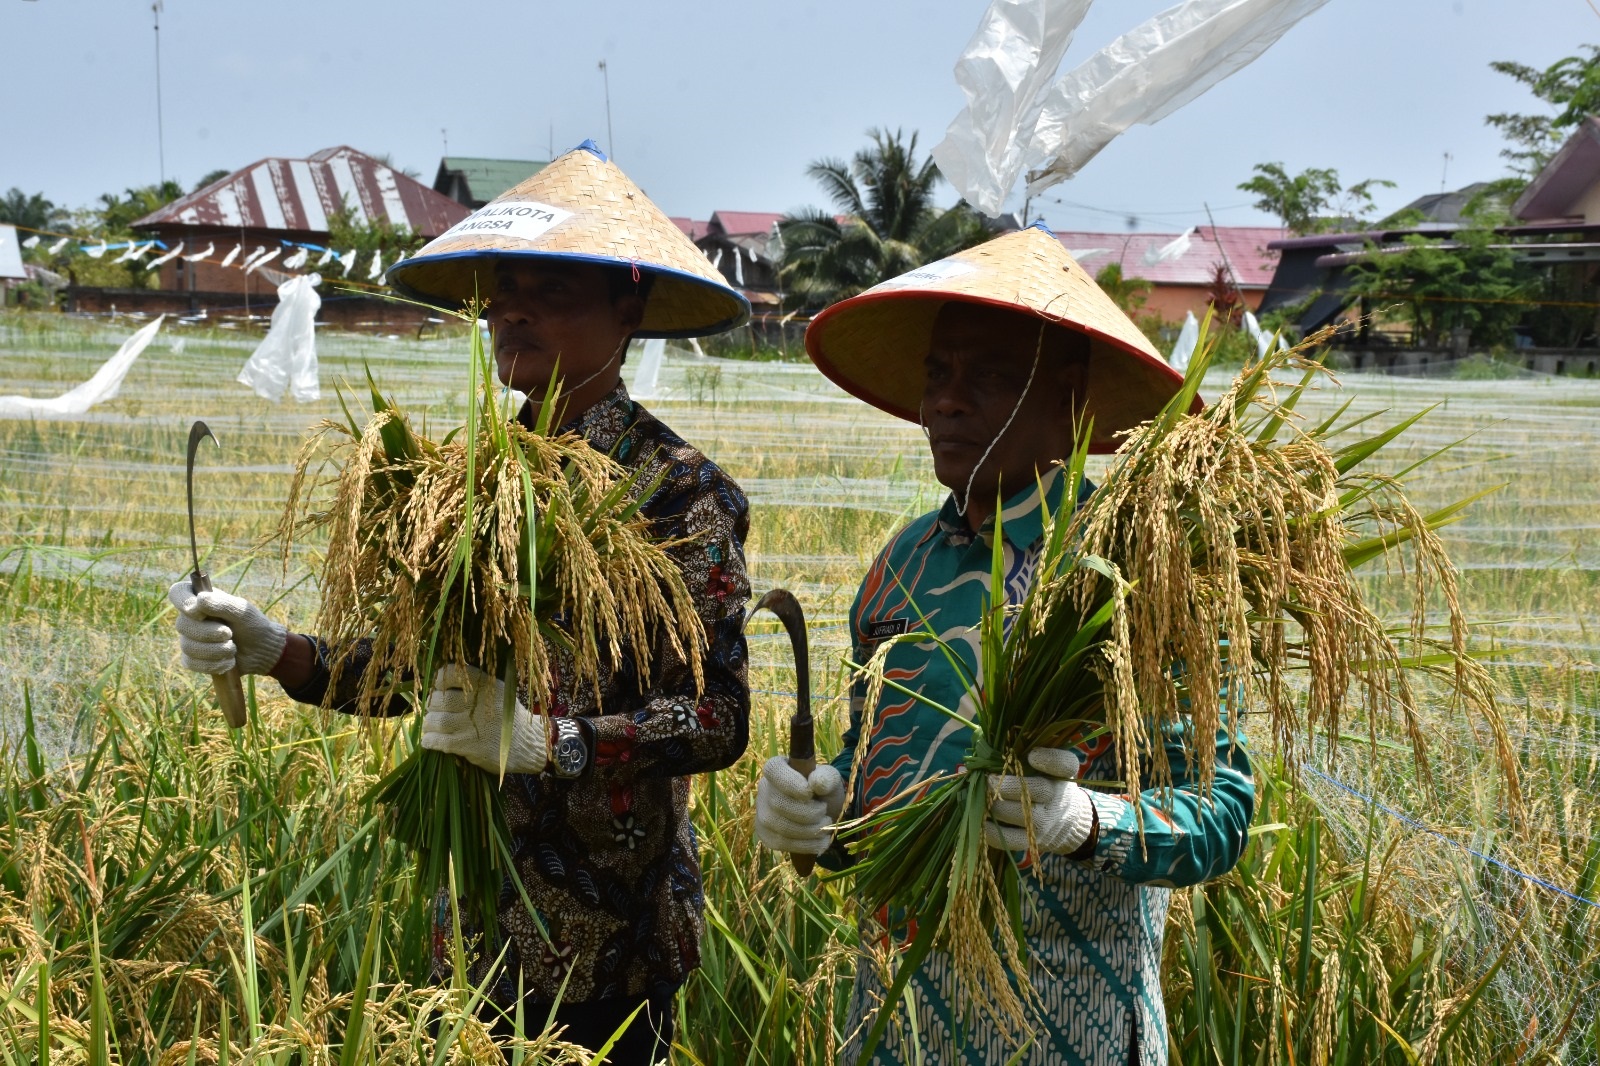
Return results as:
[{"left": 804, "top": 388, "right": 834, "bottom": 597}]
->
[
  {"left": 921, "top": 302, "right": 1087, "bottom": 508},
  {"left": 489, "top": 261, "right": 643, "bottom": 395}
]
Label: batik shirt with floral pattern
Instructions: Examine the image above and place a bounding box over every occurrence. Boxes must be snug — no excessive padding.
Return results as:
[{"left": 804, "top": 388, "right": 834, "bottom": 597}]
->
[
  {"left": 283, "top": 381, "right": 752, "bottom": 1006},
  {"left": 824, "top": 469, "right": 1255, "bottom": 1066}
]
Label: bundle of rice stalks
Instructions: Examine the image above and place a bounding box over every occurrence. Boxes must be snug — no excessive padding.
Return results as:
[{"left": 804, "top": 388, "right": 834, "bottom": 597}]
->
[
  {"left": 279, "top": 322, "right": 704, "bottom": 927},
  {"left": 845, "top": 318, "right": 1517, "bottom": 1055}
]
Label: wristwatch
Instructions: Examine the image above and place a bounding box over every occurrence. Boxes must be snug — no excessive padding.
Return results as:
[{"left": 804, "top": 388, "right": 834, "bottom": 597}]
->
[{"left": 549, "top": 717, "right": 589, "bottom": 779}]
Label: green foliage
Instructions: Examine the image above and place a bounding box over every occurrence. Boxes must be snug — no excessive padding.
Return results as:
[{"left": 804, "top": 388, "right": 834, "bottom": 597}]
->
[
  {"left": 192, "top": 169, "right": 231, "bottom": 193},
  {"left": 1094, "top": 262, "right": 1152, "bottom": 313},
  {"left": 777, "top": 128, "right": 990, "bottom": 309},
  {"left": 93, "top": 181, "right": 184, "bottom": 233},
  {"left": 325, "top": 207, "right": 425, "bottom": 259},
  {"left": 0, "top": 187, "right": 65, "bottom": 232},
  {"left": 1486, "top": 45, "right": 1600, "bottom": 177},
  {"left": 1238, "top": 162, "right": 1395, "bottom": 235},
  {"left": 1342, "top": 228, "right": 1534, "bottom": 349}
]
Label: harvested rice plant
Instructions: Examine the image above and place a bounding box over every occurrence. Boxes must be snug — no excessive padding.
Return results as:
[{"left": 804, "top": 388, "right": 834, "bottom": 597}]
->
[{"left": 0, "top": 312, "right": 1596, "bottom": 1063}]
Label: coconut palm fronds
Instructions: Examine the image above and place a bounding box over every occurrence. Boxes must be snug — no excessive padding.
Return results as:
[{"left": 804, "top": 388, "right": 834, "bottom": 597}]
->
[
  {"left": 278, "top": 322, "right": 705, "bottom": 927},
  {"left": 844, "top": 316, "right": 1516, "bottom": 1055}
]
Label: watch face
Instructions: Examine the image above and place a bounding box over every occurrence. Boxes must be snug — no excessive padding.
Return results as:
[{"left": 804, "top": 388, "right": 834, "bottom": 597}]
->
[{"left": 553, "top": 721, "right": 587, "bottom": 776}]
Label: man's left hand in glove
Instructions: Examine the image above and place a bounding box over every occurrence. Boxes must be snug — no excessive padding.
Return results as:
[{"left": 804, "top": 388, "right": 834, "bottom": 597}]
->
[
  {"left": 984, "top": 748, "right": 1096, "bottom": 856},
  {"left": 421, "top": 664, "right": 548, "bottom": 775}
]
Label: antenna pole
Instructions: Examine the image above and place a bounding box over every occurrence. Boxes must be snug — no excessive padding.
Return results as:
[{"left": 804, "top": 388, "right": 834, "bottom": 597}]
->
[
  {"left": 153, "top": 1, "right": 166, "bottom": 186},
  {"left": 598, "top": 60, "right": 614, "bottom": 160}
]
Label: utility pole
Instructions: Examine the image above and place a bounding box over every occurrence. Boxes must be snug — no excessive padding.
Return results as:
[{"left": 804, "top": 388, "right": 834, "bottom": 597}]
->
[
  {"left": 442, "top": 128, "right": 449, "bottom": 158},
  {"left": 1440, "top": 151, "right": 1453, "bottom": 195},
  {"left": 152, "top": 1, "right": 166, "bottom": 186},
  {"left": 598, "top": 60, "right": 614, "bottom": 160}
]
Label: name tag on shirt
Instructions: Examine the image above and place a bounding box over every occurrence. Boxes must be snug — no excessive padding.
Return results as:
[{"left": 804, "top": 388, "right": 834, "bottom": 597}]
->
[{"left": 867, "top": 617, "right": 909, "bottom": 643}]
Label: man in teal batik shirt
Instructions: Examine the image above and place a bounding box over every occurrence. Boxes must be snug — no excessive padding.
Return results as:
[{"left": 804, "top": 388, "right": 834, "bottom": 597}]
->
[{"left": 755, "top": 224, "right": 1255, "bottom": 1066}]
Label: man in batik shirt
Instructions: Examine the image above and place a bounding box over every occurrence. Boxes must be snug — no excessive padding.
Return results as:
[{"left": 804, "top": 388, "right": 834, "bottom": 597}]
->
[
  {"left": 166, "top": 142, "right": 752, "bottom": 1065},
  {"left": 756, "top": 224, "right": 1255, "bottom": 1065}
]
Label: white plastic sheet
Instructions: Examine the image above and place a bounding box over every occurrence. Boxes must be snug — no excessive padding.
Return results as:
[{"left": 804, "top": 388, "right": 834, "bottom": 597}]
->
[
  {"left": 246, "top": 247, "right": 281, "bottom": 274},
  {"left": 146, "top": 242, "right": 185, "bottom": 269},
  {"left": 1024, "top": 0, "right": 1332, "bottom": 195},
  {"left": 1144, "top": 226, "right": 1194, "bottom": 266},
  {"left": 185, "top": 242, "right": 215, "bottom": 262},
  {"left": 282, "top": 247, "right": 309, "bottom": 270},
  {"left": 219, "top": 244, "right": 242, "bottom": 268},
  {"left": 21, "top": 235, "right": 40, "bottom": 249},
  {"left": 629, "top": 338, "right": 667, "bottom": 400},
  {"left": 1169, "top": 310, "right": 1199, "bottom": 372},
  {"left": 931, "top": 0, "right": 1094, "bottom": 216},
  {"left": 0, "top": 316, "right": 164, "bottom": 418},
  {"left": 1242, "top": 309, "right": 1284, "bottom": 358},
  {"left": 237, "top": 275, "right": 322, "bottom": 403}
]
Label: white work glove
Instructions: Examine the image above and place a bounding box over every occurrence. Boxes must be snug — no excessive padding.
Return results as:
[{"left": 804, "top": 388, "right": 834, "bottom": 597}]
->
[
  {"left": 421, "top": 664, "right": 548, "bottom": 775},
  {"left": 755, "top": 755, "right": 846, "bottom": 856},
  {"left": 167, "top": 580, "right": 289, "bottom": 676},
  {"left": 984, "top": 748, "right": 1095, "bottom": 855}
]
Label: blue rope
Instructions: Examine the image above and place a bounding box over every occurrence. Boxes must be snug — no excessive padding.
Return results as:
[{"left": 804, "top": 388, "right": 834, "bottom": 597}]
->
[{"left": 1303, "top": 764, "right": 1600, "bottom": 910}]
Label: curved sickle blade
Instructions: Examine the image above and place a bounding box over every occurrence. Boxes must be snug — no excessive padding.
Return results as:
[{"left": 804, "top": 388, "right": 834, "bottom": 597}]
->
[
  {"left": 749, "top": 589, "right": 811, "bottom": 757},
  {"left": 186, "top": 420, "right": 218, "bottom": 580},
  {"left": 748, "top": 589, "right": 820, "bottom": 876}
]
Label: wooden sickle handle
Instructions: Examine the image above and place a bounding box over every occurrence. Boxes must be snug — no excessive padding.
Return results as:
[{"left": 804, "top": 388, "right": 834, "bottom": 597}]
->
[{"left": 787, "top": 754, "right": 818, "bottom": 877}]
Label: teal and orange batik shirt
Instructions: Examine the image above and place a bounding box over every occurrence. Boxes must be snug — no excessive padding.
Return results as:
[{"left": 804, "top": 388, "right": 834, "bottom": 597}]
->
[{"left": 827, "top": 467, "right": 1255, "bottom": 1066}]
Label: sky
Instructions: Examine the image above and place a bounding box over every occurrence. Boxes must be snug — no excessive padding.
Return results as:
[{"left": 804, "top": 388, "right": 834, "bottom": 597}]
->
[{"left": 4, "top": 0, "right": 1596, "bottom": 235}]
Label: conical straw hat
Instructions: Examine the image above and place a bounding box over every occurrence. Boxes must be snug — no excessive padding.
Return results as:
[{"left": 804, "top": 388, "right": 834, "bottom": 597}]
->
[
  {"left": 388, "top": 141, "right": 749, "bottom": 338},
  {"left": 804, "top": 223, "right": 1194, "bottom": 452}
]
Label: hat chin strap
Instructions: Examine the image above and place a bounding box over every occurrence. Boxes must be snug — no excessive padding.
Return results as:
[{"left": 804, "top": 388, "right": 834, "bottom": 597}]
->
[{"left": 952, "top": 329, "right": 1044, "bottom": 520}]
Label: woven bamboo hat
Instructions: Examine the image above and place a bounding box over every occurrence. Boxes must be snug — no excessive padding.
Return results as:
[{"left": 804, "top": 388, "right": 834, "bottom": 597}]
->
[
  {"left": 388, "top": 141, "right": 748, "bottom": 338},
  {"left": 804, "top": 222, "right": 1193, "bottom": 452}
]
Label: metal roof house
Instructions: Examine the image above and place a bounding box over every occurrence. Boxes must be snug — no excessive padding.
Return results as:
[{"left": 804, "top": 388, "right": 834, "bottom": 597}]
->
[
  {"left": 1049, "top": 225, "right": 1285, "bottom": 320},
  {"left": 695, "top": 211, "right": 785, "bottom": 305},
  {"left": 131, "top": 146, "right": 468, "bottom": 296},
  {"left": 1515, "top": 117, "right": 1600, "bottom": 225},
  {"left": 433, "top": 157, "right": 548, "bottom": 209}
]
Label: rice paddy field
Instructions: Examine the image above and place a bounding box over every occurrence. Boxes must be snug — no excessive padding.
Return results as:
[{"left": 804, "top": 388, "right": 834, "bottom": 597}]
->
[{"left": 1, "top": 309, "right": 1597, "bottom": 1063}]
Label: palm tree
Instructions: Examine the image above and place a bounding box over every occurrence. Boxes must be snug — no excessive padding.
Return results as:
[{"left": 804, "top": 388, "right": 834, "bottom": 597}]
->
[
  {"left": 0, "top": 188, "right": 66, "bottom": 233},
  {"left": 777, "top": 128, "right": 989, "bottom": 310}
]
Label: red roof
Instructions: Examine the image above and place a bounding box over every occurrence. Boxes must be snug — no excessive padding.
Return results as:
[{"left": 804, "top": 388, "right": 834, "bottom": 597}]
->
[
  {"left": 1049, "top": 225, "right": 1285, "bottom": 288},
  {"left": 708, "top": 211, "right": 784, "bottom": 237},
  {"left": 132, "top": 146, "right": 468, "bottom": 238},
  {"left": 670, "top": 217, "right": 709, "bottom": 240}
]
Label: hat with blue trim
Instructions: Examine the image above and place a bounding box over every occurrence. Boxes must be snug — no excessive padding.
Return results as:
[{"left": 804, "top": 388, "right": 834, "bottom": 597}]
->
[
  {"left": 388, "top": 141, "right": 749, "bottom": 338},
  {"left": 804, "top": 222, "right": 1194, "bottom": 453}
]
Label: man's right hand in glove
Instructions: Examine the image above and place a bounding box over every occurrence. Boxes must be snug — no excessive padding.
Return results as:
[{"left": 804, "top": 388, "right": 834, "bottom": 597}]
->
[
  {"left": 167, "top": 581, "right": 289, "bottom": 677},
  {"left": 755, "top": 755, "right": 846, "bottom": 856}
]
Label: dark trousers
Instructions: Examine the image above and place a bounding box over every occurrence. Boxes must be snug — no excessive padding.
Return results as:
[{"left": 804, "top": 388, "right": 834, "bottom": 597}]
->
[{"left": 488, "top": 988, "right": 675, "bottom": 1065}]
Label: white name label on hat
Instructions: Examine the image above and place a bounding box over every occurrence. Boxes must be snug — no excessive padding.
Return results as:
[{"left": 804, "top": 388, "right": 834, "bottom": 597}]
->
[
  {"left": 874, "top": 258, "right": 975, "bottom": 291},
  {"left": 441, "top": 200, "right": 574, "bottom": 243}
]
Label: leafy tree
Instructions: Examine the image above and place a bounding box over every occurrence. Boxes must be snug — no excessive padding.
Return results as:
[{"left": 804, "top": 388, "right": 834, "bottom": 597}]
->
[
  {"left": 0, "top": 188, "right": 66, "bottom": 233},
  {"left": 95, "top": 181, "right": 185, "bottom": 232},
  {"left": 777, "top": 128, "right": 989, "bottom": 309},
  {"left": 1342, "top": 228, "right": 1533, "bottom": 349},
  {"left": 1486, "top": 46, "right": 1600, "bottom": 177},
  {"left": 1093, "top": 263, "right": 1151, "bottom": 314},
  {"left": 1237, "top": 163, "right": 1394, "bottom": 235},
  {"left": 191, "top": 169, "right": 230, "bottom": 192}
]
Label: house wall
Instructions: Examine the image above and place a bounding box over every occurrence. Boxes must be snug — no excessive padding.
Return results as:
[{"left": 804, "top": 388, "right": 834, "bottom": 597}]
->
[
  {"left": 1575, "top": 182, "right": 1600, "bottom": 224},
  {"left": 1142, "top": 283, "right": 1266, "bottom": 322},
  {"left": 145, "top": 226, "right": 338, "bottom": 296}
]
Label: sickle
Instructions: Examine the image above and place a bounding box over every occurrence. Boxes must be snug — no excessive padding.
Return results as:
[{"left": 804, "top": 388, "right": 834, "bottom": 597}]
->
[
  {"left": 748, "top": 589, "right": 818, "bottom": 876},
  {"left": 187, "top": 420, "right": 250, "bottom": 729}
]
